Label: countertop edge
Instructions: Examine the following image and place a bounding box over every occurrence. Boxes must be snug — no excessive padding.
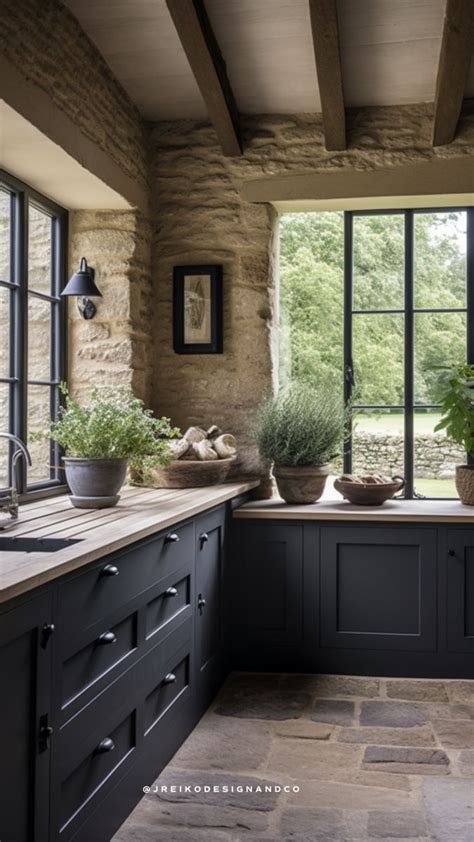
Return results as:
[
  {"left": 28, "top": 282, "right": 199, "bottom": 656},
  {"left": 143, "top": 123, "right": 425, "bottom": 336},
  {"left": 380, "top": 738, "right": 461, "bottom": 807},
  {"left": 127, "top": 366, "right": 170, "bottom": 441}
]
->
[
  {"left": 233, "top": 500, "right": 474, "bottom": 523},
  {"left": 0, "top": 481, "right": 259, "bottom": 605}
]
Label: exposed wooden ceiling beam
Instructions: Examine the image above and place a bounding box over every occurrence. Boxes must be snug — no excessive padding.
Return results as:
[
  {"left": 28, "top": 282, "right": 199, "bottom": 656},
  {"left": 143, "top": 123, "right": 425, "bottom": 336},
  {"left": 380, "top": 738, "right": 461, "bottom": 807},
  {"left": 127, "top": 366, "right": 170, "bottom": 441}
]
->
[
  {"left": 308, "top": 0, "right": 346, "bottom": 151},
  {"left": 432, "top": 0, "right": 474, "bottom": 146},
  {"left": 166, "top": 0, "right": 242, "bottom": 156}
]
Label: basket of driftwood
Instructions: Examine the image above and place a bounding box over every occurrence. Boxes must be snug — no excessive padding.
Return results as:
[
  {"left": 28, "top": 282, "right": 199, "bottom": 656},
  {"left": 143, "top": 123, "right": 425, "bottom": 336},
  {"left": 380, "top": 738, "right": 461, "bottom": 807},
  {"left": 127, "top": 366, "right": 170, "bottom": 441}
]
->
[{"left": 147, "top": 425, "right": 237, "bottom": 489}]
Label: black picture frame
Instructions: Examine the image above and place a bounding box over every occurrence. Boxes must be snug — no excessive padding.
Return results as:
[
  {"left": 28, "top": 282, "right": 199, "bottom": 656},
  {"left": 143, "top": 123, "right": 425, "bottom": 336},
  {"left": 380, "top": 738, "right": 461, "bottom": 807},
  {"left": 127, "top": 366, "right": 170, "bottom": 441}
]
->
[{"left": 173, "top": 264, "right": 223, "bottom": 354}]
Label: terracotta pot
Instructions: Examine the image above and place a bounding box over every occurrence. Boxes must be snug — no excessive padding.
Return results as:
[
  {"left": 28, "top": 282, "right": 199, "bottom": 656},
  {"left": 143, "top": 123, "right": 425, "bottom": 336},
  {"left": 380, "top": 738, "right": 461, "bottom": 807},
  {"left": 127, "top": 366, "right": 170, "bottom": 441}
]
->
[
  {"left": 273, "top": 464, "right": 329, "bottom": 504},
  {"left": 455, "top": 465, "right": 474, "bottom": 505},
  {"left": 334, "top": 476, "right": 404, "bottom": 506}
]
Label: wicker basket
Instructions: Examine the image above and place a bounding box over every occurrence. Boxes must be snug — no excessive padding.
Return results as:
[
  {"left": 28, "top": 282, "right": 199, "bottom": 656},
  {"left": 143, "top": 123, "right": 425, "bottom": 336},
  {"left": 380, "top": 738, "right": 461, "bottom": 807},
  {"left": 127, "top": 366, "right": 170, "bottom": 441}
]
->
[
  {"left": 147, "top": 457, "right": 235, "bottom": 489},
  {"left": 455, "top": 465, "right": 474, "bottom": 505}
]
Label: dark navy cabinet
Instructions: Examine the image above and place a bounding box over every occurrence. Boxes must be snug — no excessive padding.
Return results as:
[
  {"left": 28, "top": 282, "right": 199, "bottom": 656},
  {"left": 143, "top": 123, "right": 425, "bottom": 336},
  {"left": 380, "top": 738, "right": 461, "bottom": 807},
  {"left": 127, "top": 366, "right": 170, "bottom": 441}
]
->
[
  {"left": 0, "top": 593, "right": 53, "bottom": 842},
  {"left": 0, "top": 503, "right": 229, "bottom": 842},
  {"left": 231, "top": 518, "right": 474, "bottom": 679},
  {"left": 320, "top": 526, "right": 438, "bottom": 652}
]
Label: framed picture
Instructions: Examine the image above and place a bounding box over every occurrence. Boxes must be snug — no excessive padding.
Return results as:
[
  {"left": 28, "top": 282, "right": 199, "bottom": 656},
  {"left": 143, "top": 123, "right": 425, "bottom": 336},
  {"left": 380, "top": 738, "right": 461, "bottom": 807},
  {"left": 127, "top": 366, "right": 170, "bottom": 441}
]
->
[{"left": 173, "top": 264, "right": 223, "bottom": 354}]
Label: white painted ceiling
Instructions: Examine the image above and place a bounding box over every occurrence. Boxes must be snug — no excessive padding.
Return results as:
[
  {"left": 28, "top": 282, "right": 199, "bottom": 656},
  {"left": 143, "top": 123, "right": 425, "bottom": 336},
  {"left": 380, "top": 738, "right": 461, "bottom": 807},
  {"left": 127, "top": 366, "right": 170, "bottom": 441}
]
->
[{"left": 63, "top": 0, "right": 474, "bottom": 120}]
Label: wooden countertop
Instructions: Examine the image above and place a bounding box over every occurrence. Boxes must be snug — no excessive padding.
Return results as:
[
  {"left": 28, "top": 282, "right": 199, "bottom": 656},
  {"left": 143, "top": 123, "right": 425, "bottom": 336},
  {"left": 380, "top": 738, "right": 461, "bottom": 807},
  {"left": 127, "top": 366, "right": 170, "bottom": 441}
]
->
[
  {"left": 0, "top": 482, "right": 259, "bottom": 604},
  {"left": 234, "top": 495, "right": 474, "bottom": 523}
]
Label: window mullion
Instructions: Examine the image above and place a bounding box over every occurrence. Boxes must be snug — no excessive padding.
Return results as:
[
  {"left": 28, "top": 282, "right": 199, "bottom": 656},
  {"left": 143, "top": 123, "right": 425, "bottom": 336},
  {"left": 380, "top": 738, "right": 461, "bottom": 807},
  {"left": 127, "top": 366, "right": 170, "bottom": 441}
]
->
[
  {"left": 404, "top": 210, "right": 414, "bottom": 499},
  {"left": 343, "top": 211, "right": 353, "bottom": 474}
]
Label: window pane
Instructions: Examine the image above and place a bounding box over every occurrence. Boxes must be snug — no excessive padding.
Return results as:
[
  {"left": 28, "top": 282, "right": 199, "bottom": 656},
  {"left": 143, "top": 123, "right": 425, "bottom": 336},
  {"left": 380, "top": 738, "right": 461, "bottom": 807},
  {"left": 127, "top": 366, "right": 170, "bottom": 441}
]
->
[
  {"left": 279, "top": 212, "right": 344, "bottom": 388},
  {"left": 28, "top": 204, "right": 52, "bottom": 294},
  {"left": 0, "top": 190, "right": 11, "bottom": 283},
  {"left": 0, "top": 285, "right": 10, "bottom": 378},
  {"left": 353, "top": 215, "right": 404, "bottom": 310},
  {"left": 414, "top": 311, "right": 466, "bottom": 404},
  {"left": 28, "top": 295, "right": 51, "bottom": 380},
  {"left": 353, "top": 313, "right": 404, "bottom": 405},
  {"left": 27, "top": 385, "right": 51, "bottom": 483},
  {"left": 352, "top": 409, "right": 404, "bottom": 477},
  {"left": 414, "top": 211, "right": 466, "bottom": 309},
  {"left": 0, "top": 384, "right": 9, "bottom": 488},
  {"left": 414, "top": 409, "right": 461, "bottom": 498}
]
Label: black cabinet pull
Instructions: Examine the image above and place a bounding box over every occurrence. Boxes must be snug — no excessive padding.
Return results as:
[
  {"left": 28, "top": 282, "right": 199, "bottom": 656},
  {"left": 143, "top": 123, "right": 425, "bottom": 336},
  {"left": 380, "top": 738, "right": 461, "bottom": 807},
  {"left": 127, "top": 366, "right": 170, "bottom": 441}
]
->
[
  {"left": 448, "top": 549, "right": 456, "bottom": 557},
  {"left": 97, "top": 631, "right": 117, "bottom": 645},
  {"left": 165, "top": 533, "right": 180, "bottom": 543},
  {"left": 163, "top": 672, "right": 176, "bottom": 685},
  {"left": 100, "top": 564, "right": 119, "bottom": 577},
  {"left": 198, "top": 594, "right": 206, "bottom": 614},
  {"left": 38, "top": 714, "right": 53, "bottom": 752},
  {"left": 199, "top": 532, "right": 209, "bottom": 546},
  {"left": 165, "top": 586, "right": 178, "bottom": 597},
  {"left": 95, "top": 737, "right": 115, "bottom": 754},
  {"left": 40, "top": 623, "right": 55, "bottom": 649}
]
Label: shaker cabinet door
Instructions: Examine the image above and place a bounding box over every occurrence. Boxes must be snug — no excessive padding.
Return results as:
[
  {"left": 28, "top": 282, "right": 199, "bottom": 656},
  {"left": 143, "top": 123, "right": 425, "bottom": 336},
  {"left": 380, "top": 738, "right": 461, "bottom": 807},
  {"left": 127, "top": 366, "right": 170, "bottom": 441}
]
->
[
  {"left": 0, "top": 593, "right": 53, "bottom": 842},
  {"left": 446, "top": 529, "right": 474, "bottom": 653},
  {"left": 320, "top": 526, "right": 437, "bottom": 652},
  {"left": 195, "top": 506, "right": 226, "bottom": 712}
]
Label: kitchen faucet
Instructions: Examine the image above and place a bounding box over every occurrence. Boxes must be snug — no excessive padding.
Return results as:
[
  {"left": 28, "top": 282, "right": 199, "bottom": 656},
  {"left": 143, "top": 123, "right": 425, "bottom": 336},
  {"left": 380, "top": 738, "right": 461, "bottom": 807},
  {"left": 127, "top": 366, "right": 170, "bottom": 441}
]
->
[{"left": 0, "top": 434, "right": 32, "bottom": 531}]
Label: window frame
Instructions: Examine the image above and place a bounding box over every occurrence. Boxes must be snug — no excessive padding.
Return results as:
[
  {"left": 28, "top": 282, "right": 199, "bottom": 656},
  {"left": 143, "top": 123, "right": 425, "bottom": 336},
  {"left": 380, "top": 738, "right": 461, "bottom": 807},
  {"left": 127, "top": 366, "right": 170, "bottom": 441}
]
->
[
  {"left": 343, "top": 206, "right": 474, "bottom": 499},
  {"left": 0, "top": 169, "right": 68, "bottom": 500}
]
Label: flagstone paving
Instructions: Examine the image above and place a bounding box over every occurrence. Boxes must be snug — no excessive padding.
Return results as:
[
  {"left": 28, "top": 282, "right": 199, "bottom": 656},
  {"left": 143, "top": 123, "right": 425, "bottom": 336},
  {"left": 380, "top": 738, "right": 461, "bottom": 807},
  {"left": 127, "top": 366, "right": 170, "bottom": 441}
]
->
[{"left": 114, "top": 673, "right": 474, "bottom": 841}]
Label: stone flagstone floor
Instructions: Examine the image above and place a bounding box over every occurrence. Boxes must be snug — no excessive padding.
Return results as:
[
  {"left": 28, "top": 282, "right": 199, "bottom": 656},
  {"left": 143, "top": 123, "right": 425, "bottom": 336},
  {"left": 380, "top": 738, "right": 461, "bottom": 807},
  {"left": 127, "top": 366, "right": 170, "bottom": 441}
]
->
[{"left": 113, "top": 673, "right": 474, "bottom": 841}]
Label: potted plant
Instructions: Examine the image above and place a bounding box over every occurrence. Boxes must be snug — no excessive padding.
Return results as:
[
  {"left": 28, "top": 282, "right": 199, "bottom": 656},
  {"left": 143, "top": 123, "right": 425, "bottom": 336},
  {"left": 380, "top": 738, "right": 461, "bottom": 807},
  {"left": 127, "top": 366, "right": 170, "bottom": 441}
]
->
[
  {"left": 253, "top": 382, "right": 347, "bottom": 504},
  {"left": 43, "top": 385, "right": 178, "bottom": 508},
  {"left": 435, "top": 363, "right": 474, "bottom": 505}
]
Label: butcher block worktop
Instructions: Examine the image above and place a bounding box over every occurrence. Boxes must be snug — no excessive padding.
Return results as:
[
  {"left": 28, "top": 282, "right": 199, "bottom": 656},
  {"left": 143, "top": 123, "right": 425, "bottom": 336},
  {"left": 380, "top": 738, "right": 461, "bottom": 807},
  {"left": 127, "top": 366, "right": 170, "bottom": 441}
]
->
[
  {"left": 0, "top": 482, "right": 258, "bottom": 603},
  {"left": 234, "top": 495, "right": 474, "bottom": 523}
]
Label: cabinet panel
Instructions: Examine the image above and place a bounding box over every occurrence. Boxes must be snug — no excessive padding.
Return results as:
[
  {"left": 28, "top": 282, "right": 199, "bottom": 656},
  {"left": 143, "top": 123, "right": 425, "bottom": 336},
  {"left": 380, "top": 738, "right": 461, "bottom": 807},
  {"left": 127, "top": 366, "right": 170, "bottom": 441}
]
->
[
  {"left": 195, "top": 507, "right": 226, "bottom": 710},
  {"left": 447, "top": 529, "right": 474, "bottom": 652},
  {"left": 0, "top": 593, "right": 52, "bottom": 842},
  {"left": 230, "top": 522, "right": 304, "bottom": 646},
  {"left": 320, "top": 526, "right": 437, "bottom": 651}
]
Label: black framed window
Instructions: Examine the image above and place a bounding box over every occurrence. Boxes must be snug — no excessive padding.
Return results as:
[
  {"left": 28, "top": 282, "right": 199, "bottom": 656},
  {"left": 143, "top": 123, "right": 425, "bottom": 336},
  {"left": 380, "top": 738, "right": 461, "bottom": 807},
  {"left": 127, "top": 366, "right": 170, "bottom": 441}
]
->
[
  {"left": 0, "top": 170, "right": 67, "bottom": 497},
  {"left": 344, "top": 207, "right": 474, "bottom": 499}
]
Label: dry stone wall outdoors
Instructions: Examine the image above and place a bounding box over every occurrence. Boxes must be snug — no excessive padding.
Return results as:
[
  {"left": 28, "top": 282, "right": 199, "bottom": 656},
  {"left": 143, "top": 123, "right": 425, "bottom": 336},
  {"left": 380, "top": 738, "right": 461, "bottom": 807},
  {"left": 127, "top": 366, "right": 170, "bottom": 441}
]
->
[
  {"left": 149, "top": 105, "right": 474, "bottom": 489},
  {"left": 333, "top": 433, "right": 464, "bottom": 480}
]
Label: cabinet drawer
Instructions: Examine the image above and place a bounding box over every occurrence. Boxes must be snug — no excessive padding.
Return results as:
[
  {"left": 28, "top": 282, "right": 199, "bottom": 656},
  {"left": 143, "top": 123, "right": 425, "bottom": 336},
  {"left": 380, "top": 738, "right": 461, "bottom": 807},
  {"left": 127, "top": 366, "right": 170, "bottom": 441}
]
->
[
  {"left": 144, "top": 651, "right": 190, "bottom": 735},
  {"left": 145, "top": 565, "right": 192, "bottom": 641},
  {"left": 58, "top": 522, "right": 194, "bottom": 635},
  {"left": 61, "top": 612, "right": 138, "bottom": 708},
  {"left": 59, "top": 711, "right": 136, "bottom": 835}
]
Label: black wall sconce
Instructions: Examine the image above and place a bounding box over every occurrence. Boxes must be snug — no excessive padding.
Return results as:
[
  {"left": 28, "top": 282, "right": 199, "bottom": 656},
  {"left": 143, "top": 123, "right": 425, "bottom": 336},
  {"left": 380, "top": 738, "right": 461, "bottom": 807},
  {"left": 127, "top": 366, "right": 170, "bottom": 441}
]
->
[{"left": 61, "top": 257, "right": 102, "bottom": 319}]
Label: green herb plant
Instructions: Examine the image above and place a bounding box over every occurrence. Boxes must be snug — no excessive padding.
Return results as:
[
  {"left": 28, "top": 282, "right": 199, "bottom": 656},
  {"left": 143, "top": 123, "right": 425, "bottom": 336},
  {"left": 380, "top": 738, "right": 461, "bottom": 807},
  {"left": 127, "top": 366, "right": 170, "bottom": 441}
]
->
[
  {"left": 253, "top": 382, "right": 348, "bottom": 468},
  {"left": 434, "top": 363, "right": 474, "bottom": 461},
  {"left": 39, "top": 384, "right": 179, "bottom": 477}
]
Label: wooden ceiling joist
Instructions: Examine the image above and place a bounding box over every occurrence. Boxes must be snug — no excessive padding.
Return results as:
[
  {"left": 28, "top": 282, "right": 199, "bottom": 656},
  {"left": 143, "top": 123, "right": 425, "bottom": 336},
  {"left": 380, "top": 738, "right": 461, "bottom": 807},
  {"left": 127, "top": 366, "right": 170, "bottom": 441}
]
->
[
  {"left": 308, "top": 0, "right": 346, "bottom": 151},
  {"left": 432, "top": 0, "right": 474, "bottom": 146},
  {"left": 165, "top": 0, "right": 242, "bottom": 156}
]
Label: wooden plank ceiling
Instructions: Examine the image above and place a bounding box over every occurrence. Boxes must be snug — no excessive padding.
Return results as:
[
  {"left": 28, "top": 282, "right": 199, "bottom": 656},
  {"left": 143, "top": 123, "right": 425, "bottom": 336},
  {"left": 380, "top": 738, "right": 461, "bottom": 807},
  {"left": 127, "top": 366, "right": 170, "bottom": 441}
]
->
[{"left": 64, "top": 0, "right": 474, "bottom": 155}]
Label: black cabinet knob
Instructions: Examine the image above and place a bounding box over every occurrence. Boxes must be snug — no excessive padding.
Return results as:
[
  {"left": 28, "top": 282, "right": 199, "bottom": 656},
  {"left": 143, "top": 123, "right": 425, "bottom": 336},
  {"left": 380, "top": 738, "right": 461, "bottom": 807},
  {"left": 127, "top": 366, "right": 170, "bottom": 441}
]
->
[
  {"left": 97, "top": 631, "right": 117, "bottom": 645},
  {"left": 100, "top": 564, "right": 119, "bottom": 577},
  {"left": 448, "top": 549, "right": 456, "bottom": 557},
  {"left": 165, "top": 533, "right": 180, "bottom": 543},
  {"left": 162, "top": 672, "right": 176, "bottom": 685},
  {"left": 199, "top": 532, "right": 209, "bottom": 545},
  {"left": 95, "top": 737, "right": 115, "bottom": 754},
  {"left": 165, "top": 586, "right": 178, "bottom": 597},
  {"left": 198, "top": 595, "right": 206, "bottom": 613},
  {"left": 40, "top": 623, "right": 55, "bottom": 649},
  {"left": 38, "top": 717, "right": 53, "bottom": 752}
]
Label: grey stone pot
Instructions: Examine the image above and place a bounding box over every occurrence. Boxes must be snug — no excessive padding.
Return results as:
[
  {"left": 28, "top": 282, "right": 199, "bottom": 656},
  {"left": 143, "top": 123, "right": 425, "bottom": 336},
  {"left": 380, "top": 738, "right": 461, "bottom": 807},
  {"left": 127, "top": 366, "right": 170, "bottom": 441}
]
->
[
  {"left": 63, "top": 457, "right": 128, "bottom": 508},
  {"left": 273, "top": 464, "right": 330, "bottom": 504}
]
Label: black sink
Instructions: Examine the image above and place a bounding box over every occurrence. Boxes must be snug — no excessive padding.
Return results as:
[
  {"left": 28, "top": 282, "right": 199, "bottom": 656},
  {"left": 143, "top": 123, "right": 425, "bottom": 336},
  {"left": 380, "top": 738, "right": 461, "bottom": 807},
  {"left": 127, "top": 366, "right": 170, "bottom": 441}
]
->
[{"left": 0, "top": 536, "right": 83, "bottom": 553}]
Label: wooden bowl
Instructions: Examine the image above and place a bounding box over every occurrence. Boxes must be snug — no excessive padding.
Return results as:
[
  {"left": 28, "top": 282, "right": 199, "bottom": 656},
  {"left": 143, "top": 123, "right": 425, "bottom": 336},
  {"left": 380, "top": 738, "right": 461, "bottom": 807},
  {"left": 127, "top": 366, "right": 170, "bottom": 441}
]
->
[
  {"left": 149, "top": 457, "right": 236, "bottom": 489},
  {"left": 334, "top": 476, "right": 405, "bottom": 506}
]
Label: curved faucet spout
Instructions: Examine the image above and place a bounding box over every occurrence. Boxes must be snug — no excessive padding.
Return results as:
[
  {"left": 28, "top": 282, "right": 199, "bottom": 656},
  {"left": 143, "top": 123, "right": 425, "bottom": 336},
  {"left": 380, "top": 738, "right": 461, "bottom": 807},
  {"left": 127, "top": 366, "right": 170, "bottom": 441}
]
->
[{"left": 0, "top": 433, "right": 32, "bottom": 466}]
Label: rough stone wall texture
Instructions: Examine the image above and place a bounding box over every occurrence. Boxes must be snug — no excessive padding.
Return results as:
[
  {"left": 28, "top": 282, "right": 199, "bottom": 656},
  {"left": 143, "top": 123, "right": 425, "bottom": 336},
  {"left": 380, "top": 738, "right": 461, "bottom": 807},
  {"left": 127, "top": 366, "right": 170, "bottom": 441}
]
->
[
  {"left": 149, "top": 105, "right": 474, "bottom": 490},
  {"left": 69, "top": 210, "right": 153, "bottom": 406},
  {"left": 0, "top": 0, "right": 147, "bottom": 190},
  {"left": 333, "top": 433, "right": 464, "bottom": 480}
]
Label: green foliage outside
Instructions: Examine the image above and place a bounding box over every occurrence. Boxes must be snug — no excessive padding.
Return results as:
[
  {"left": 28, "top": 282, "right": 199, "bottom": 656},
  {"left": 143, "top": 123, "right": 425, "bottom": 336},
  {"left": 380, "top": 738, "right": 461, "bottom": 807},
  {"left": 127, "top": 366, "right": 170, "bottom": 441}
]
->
[
  {"left": 279, "top": 211, "right": 467, "bottom": 405},
  {"left": 253, "top": 382, "right": 348, "bottom": 467}
]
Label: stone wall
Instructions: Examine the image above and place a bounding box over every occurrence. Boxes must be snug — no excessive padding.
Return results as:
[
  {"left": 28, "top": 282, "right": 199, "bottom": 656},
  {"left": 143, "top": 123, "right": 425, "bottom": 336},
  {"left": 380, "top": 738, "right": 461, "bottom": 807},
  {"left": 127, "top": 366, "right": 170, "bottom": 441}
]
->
[
  {"left": 69, "top": 210, "right": 153, "bottom": 406},
  {"left": 149, "top": 106, "right": 474, "bottom": 490},
  {"left": 0, "top": 0, "right": 148, "bottom": 191},
  {"left": 333, "top": 433, "right": 464, "bottom": 480}
]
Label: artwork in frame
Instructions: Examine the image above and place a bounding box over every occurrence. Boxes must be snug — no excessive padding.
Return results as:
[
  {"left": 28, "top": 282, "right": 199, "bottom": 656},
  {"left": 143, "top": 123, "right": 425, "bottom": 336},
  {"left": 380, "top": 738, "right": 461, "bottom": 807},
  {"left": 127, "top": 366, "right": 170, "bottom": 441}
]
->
[{"left": 173, "top": 264, "right": 223, "bottom": 354}]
